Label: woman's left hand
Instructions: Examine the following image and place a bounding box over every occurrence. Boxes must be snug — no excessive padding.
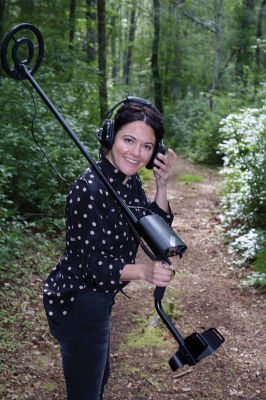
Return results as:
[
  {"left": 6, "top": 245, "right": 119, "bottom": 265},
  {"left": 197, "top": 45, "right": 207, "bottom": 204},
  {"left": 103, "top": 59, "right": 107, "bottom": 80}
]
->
[{"left": 153, "top": 148, "right": 177, "bottom": 188}]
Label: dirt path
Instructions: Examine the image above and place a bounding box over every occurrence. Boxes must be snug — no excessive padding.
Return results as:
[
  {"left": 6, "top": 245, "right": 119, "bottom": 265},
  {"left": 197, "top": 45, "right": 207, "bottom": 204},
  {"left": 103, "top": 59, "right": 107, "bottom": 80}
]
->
[{"left": 104, "top": 157, "right": 266, "bottom": 400}]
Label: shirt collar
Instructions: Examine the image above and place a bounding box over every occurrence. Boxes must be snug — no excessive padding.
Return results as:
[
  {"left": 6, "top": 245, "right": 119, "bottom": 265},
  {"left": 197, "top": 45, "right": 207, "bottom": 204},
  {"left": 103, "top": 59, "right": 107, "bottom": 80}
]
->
[{"left": 97, "top": 156, "right": 132, "bottom": 185}]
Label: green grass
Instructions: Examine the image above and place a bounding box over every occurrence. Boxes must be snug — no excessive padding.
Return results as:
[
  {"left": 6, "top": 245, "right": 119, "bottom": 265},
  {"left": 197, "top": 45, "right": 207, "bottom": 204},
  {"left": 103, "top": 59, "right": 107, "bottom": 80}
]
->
[
  {"left": 125, "top": 326, "right": 165, "bottom": 349},
  {"left": 120, "top": 296, "right": 182, "bottom": 352},
  {"left": 177, "top": 173, "right": 204, "bottom": 183}
]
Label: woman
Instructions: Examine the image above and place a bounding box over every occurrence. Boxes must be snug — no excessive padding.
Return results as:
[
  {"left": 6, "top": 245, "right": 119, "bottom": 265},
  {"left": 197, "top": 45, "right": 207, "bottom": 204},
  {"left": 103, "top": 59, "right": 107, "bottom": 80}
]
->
[{"left": 43, "top": 98, "right": 177, "bottom": 399}]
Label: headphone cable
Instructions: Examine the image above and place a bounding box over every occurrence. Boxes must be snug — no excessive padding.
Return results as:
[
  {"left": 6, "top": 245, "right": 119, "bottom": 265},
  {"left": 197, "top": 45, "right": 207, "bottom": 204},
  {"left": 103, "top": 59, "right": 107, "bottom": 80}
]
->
[{"left": 22, "top": 80, "right": 68, "bottom": 182}]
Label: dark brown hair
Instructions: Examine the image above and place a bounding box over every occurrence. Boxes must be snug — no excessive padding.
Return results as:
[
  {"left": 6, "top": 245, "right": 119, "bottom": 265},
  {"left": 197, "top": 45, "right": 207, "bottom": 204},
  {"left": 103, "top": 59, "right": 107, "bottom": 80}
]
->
[{"left": 114, "top": 102, "right": 165, "bottom": 144}]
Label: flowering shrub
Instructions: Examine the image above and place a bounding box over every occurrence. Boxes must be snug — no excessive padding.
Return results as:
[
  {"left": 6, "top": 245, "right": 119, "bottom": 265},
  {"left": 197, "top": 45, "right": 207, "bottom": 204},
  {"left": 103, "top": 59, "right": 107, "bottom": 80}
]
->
[{"left": 218, "top": 106, "right": 266, "bottom": 279}]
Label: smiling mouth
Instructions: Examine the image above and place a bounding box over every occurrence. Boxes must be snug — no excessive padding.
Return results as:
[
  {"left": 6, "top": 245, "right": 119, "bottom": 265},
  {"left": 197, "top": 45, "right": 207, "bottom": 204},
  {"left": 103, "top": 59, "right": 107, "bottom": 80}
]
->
[{"left": 124, "top": 158, "right": 139, "bottom": 165}]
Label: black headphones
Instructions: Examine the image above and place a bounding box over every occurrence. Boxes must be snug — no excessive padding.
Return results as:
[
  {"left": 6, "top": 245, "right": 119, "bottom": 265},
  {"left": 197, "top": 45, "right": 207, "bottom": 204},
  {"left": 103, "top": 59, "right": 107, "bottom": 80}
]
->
[{"left": 96, "top": 96, "right": 166, "bottom": 169}]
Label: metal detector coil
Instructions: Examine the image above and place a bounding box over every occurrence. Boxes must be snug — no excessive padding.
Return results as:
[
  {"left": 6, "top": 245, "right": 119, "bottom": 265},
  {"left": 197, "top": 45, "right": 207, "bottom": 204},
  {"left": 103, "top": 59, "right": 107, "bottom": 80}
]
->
[
  {"left": 169, "top": 328, "right": 225, "bottom": 371},
  {"left": 1, "top": 23, "right": 225, "bottom": 371}
]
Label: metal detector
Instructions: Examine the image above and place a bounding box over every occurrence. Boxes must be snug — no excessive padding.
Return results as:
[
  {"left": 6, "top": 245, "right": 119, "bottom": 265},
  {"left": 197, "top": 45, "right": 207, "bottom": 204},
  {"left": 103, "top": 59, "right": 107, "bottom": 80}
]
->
[{"left": 0, "top": 23, "right": 225, "bottom": 371}]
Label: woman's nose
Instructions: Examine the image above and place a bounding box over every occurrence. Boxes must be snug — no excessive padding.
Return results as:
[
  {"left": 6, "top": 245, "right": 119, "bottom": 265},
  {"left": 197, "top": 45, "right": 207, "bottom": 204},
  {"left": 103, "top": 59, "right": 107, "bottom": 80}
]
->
[{"left": 131, "top": 144, "right": 141, "bottom": 157}]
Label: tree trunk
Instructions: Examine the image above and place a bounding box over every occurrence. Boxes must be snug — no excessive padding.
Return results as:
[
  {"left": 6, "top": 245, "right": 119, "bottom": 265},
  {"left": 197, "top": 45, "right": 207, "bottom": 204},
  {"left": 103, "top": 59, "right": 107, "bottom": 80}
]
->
[
  {"left": 69, "top": 0, "right": 76, "bottom": 49},
  {"left": 0, "top": 0, "right": 6, "bottom": 78},
  {"left": 151, "top": 0, "right": 163, "bottom": 113},
  {"left": 110, "top": 18, "right": 118, "bottom": 80},
  {"left": 235, "top": 0, "right": 256, "bottom": 79},
  {"left": 212, "top": 0, "right": 224, "bottom": 91},
  {"left": 97, "top": 0, "right": 108, "bottom": 119},
  {"left": 18, "top": 0, "right": 34, "bottom": 20},
  {"left": 123, "top": 3, "right": 137, "bottom": 85},
  {"left": 255, "top": 0, "right": 266, "bottom": 66},
  {"left": 0, "top": 0, "right": 6, "bottom": 43},
  {"left": 86, "top": 0, "right": 97, "bottom": 63}
]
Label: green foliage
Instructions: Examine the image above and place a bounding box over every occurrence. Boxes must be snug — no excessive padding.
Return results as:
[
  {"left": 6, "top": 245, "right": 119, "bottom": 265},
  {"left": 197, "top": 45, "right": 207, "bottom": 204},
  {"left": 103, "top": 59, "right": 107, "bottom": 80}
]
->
[
  {"left": 0, "top": 220, "right": 63, "bottom": 274},
  {"left": 243, "top": 244, "right": 266, "bottom": 290},
  {"left": 165, "top": 95, "right": 207, "bottom": 151},
  {"left": 219, "top": 105, "right": 266, "bottom": 231},
  {"left": 165, "top": 94, "right": 223, "bottom": 164},
  {"left": 0, "top": 71, "right": 100, "bottom": 221},
  {"left": 218, "top": 102, "right": 266, "bottom": 288},
  {"left": 139, "top": 168, "right": 153, "bottom": 185},
  {"left": 166, "top": 82, "right": 263, "bottom": 164},
  {"left": 188, "top": 111, "right": 223, "bottom": 165},
  {"left": 254, "top": 245, "right": 266, "bottom": 276}
]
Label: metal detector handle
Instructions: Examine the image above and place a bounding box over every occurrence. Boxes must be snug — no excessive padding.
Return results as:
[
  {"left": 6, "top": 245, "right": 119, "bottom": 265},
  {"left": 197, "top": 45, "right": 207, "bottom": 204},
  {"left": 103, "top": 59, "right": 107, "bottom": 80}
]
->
[
  {"left": 154, "top": 258, "right": 172, "bottom": 301},
  {"left": 154, "top": 286, "right": 166, "bottom": 301}
]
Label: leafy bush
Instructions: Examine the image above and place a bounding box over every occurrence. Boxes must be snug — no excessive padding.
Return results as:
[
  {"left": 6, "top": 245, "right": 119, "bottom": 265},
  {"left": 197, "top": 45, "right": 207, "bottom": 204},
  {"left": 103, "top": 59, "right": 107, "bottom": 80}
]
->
[
  {"left": 165, "top": 94, "right": 208, "bottom": 153},
  {"left": 0, "top": 71, "right": 100, "bottom": 223},
  {"left": 218, "top": 104, "right": 266, "bottom": 287},
  {"left": 165, "top": 93, "right": 244, "bottom": 165},
  {"left": 241, "top": 244, "right": 266, "bottom": 289}
]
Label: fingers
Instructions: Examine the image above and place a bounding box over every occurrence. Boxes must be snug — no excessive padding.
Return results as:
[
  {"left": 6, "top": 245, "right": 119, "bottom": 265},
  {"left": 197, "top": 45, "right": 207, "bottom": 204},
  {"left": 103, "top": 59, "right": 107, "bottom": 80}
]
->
[
  {"left": 152, "top": 261, "right": 174, "bottom": 286},
  {"left": 156, "top": 149, "right": 177, "bottom": 166},
  {"left": 167, "top": 148, "right": 177, "bottom": 161},
  {"left": 160, "top": 261, "right": 176, "bottom": 273},
  {"left": 153, "top": 148, "right": 177, "bottom": 180},
  {"left": 143, "top": 260, "right": 177, "bottom": 287}
]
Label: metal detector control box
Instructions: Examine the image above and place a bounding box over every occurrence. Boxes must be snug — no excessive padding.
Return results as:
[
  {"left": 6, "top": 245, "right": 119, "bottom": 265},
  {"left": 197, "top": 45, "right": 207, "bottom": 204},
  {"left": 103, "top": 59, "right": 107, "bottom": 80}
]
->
[{"left": 136, "top": 214, "right": 187, "bottom": 258}]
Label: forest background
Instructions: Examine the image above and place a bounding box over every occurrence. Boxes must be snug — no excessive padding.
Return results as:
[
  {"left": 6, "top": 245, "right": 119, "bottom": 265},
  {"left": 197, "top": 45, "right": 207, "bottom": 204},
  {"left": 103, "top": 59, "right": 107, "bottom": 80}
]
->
[{"left": 0, "top": 0, "right": 265, "bottom": 300}]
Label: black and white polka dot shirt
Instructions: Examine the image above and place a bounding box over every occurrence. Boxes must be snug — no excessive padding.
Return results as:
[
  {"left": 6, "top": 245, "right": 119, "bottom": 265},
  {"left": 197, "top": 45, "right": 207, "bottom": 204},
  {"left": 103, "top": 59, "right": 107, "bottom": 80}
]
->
[{"left": 43, "top": 157, "right": 173, "bottom": 321}]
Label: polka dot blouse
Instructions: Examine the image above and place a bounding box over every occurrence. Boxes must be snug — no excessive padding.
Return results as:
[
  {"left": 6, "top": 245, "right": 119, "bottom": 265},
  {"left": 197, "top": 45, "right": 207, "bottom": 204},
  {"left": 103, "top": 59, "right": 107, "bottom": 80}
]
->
[{"left": 43, "top": 156, "right": 173, "bottom": 321}]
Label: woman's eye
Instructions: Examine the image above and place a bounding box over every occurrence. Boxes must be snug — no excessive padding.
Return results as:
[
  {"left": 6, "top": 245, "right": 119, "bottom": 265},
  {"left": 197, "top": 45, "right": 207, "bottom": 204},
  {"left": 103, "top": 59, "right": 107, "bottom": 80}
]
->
[
  {"left": 144, "top": 144, "right": 152, "bottom": 151},
  {"left": 124, "top": 138, "right": 133, "bottom": 144}
]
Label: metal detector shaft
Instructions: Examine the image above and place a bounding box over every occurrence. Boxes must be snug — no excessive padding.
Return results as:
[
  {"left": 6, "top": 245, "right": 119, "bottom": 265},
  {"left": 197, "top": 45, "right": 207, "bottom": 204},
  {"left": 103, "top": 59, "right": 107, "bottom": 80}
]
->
[
  {"left": 154, "top": 279, "right": 197, "bottom": 365},
  {"left": 155, "top": 296, "right": 197, "bottom": 365}
]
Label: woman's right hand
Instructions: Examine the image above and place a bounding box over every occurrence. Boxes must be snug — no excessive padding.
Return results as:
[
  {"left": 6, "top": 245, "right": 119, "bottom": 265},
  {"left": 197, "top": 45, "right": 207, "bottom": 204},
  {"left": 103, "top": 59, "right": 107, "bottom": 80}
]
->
[
  {"left": 142, "top": 261, "right": 174, "bottom": 287},
  {"left": 120, "top": 261, "right": 175, "bottom": 287}
]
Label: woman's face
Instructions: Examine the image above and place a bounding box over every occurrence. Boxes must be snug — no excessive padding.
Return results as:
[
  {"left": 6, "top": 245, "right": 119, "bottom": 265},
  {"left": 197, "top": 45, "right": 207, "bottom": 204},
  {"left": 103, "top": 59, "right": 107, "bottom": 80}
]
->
[{"left": 106, "top": 121, "right": 156, "bottom": 178}]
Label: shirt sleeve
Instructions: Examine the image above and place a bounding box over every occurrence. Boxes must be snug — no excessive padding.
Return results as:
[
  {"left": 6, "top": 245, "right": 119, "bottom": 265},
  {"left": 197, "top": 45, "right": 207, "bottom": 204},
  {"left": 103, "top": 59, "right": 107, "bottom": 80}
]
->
[
  {"left": 134, "top": 175, "right": 174, "bottom": 224},
  {"left": 148, "top": 201, "right": 174, "bottom": 225},
  {"left": 66, "top": 178, "right": 129, "bottom": 293}
]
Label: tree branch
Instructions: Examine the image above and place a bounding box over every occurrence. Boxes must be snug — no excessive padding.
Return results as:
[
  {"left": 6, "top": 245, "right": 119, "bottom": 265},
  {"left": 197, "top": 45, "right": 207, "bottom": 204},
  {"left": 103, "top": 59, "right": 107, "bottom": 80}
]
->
[{"left": 182, "top": 10, "right": 216, "bottom": 34}]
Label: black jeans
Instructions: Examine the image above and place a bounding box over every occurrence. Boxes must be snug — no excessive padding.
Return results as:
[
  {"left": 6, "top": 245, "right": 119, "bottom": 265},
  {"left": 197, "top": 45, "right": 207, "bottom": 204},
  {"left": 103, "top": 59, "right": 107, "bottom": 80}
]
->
[{"left": 48, "top": 291, "right": 115, "bottom": 400}]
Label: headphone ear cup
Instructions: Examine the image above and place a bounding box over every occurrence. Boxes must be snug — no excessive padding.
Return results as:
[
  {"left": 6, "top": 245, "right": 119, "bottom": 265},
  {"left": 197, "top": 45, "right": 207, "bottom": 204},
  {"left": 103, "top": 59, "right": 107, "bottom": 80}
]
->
[
  {"left": 98, "top": 120, "right": 115, "bottom": 150},
  {"left": 146, "top": 141, "right": 166, "bottom": 170}
]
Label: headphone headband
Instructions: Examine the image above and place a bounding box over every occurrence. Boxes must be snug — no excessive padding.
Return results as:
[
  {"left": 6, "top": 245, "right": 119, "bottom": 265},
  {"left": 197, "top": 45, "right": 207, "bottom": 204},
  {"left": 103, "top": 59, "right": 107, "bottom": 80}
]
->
[{"left": 105, "top": 96, "right": 162, "bottom": 119}]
